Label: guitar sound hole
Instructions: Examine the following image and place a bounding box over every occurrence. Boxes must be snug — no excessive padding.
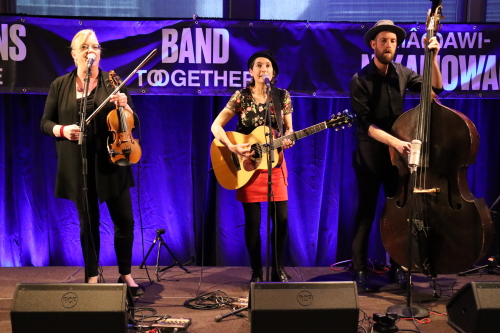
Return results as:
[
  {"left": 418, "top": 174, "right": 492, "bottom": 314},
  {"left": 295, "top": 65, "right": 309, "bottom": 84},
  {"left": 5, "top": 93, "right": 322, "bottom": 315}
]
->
[
  {"left": 243, "top": 157, "right": 261, "bottom": 172},
  {"left": 251, "top": 144, "right": 262, "bottom": 158}
]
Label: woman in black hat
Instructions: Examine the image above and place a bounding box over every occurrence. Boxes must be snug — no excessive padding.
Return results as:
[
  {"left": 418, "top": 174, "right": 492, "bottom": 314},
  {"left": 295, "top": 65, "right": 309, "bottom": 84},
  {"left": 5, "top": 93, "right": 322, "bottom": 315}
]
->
[{"left": 211, "top": 50, "right": 295, "bottom": 283}]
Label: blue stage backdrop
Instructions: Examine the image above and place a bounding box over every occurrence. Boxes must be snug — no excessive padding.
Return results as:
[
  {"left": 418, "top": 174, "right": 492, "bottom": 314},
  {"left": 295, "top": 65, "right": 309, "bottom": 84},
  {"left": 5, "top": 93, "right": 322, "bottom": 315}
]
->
[{"left": 1, "top": 15, "right": 500, "bottom": 270}]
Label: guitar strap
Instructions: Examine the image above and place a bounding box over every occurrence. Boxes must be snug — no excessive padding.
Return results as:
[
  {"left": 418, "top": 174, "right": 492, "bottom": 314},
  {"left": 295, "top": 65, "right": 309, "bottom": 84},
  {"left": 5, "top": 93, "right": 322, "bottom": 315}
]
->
[
  {"left": 271, "top": 86, "right": 284, "bottom": 137},
  {"left": 241, "top": 87, "right": 284, "bottom": 137}
]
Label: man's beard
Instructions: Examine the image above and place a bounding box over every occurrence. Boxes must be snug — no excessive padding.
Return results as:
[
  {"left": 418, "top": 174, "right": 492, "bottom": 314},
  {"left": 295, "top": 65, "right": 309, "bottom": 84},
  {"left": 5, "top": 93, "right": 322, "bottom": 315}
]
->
[{"left": 375, "top": 50, "right": 394, "bottom": 65}]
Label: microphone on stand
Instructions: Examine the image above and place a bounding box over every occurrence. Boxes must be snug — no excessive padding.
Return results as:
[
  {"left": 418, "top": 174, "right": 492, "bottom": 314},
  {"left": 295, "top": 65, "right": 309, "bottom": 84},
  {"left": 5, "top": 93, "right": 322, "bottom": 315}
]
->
[
  {"left": 263, "top": 73, "right": 271, "bottom": 89},
  {"left": 408, "top": 139, "right": 422, "bottom": 173},
  {"left": 87, "top": 53, "right": 96, "bottom": 68}
]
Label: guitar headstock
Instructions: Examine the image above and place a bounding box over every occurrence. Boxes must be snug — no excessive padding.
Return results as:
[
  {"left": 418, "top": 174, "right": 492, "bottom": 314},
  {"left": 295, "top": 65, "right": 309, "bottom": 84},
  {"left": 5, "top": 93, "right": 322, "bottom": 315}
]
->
[
  {"left": 427, "top": 0, "right": 444, "bottom": 32},
  {"left": 326, "top": 109, "right": 355, "bottom": 131}
]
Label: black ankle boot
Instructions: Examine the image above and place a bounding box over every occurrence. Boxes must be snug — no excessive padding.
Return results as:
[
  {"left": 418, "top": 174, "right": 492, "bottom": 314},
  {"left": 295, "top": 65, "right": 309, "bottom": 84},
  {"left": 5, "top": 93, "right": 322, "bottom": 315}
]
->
[
  {"left": 250, "top": 270, "right": 263, "bottom": 283},
  {"left": 271, "top": 267, "right": 292, "bottom": 282},
  {"left": 353, "top": 271, "right": 378, "bottom": 292}
]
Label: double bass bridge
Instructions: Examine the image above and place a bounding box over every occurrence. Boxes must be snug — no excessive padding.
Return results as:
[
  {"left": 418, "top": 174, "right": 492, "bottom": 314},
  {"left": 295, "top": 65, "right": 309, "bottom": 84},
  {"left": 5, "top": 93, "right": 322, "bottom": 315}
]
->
[{"left": 413, "top": 187, "right": 440, "bottom": 194}]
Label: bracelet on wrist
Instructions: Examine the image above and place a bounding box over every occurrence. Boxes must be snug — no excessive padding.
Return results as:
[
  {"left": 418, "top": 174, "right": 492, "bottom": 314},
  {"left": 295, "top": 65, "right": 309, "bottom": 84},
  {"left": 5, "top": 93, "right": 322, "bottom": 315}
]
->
[{"left": 59, "top": 125, "right": 65, "bottom": 139}]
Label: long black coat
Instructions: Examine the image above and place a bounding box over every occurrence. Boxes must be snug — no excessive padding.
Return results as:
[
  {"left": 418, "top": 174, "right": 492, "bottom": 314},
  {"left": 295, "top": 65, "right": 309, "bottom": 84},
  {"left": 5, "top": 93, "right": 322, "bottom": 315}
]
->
[{"left": 41, "top": 68, "right": 138, "bottom": 203}]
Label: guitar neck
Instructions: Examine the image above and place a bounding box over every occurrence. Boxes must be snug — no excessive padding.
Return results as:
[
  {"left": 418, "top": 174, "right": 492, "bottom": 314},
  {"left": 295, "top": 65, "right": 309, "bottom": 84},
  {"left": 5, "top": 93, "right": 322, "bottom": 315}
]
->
[{"left": 273, "top": 121, "right": 328, "bottom": 148}]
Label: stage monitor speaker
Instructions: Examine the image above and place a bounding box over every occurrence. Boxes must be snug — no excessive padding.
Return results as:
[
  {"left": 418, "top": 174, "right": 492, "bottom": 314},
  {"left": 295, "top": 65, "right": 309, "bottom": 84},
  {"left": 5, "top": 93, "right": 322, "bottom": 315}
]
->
[
  {"left": 447, "top": 282, "right": 500, "bottom": 333},
  {"left": 249, "top": 281, "right": 359, "bottom": 333},
  {"left": 11, "top": 283, "right": 129, "bottom": 333}
]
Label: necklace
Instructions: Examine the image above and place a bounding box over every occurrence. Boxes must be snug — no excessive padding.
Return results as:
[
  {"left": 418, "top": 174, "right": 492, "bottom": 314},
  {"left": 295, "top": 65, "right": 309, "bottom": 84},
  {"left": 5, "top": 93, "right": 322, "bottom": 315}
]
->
[{"left": 76, "top": 78, "right": 96, "bottom": 93}]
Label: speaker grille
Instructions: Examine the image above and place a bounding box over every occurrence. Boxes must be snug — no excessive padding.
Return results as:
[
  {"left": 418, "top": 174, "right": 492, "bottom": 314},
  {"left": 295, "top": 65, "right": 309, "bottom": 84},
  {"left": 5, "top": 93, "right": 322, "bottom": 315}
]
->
[
  {"left": 11, "top": 283, "right": 129, "bottom": 333},
  {"left": 250, "top": 281, "right": 359, "bottom": 333},
  {"left": 447, "top": 282, "right": 500, "bottom": 333}
]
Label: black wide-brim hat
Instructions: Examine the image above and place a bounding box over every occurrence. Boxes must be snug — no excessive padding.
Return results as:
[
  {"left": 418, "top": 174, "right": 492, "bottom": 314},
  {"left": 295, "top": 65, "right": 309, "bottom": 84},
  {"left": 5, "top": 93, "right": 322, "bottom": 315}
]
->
[
  {"left": 247, "top": 50, "right": 279, "bottom": 76},
  {"left": 364, "top": 20, "right": 406, "bottom": 47}
]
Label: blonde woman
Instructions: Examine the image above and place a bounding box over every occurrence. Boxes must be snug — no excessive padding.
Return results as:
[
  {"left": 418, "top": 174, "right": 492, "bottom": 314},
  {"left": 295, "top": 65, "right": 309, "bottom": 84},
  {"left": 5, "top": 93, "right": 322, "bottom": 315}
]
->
[{"left": 41, "top": 29, "right": 143, "bottom": 296}]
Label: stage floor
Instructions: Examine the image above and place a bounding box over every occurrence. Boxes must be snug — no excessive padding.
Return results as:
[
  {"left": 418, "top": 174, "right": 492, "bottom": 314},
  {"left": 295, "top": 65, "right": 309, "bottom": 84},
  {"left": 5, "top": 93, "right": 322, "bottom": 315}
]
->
[{"left": 1, "top": 265, "right": 500, "bottom": 332}]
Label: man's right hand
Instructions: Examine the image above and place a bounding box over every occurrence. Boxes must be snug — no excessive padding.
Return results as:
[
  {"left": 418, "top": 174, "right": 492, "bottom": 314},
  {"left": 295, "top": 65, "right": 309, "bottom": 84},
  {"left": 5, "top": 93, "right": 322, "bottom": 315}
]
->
[{"left": 393, "top": 139, "right": 411, "bottom": 155}]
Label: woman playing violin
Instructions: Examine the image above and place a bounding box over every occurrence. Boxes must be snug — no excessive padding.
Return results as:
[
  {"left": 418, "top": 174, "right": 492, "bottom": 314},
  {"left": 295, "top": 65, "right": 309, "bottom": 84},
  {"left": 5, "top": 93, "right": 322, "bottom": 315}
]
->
[{"left": 40, "top": 29, "right": 144, "bottom": 296}]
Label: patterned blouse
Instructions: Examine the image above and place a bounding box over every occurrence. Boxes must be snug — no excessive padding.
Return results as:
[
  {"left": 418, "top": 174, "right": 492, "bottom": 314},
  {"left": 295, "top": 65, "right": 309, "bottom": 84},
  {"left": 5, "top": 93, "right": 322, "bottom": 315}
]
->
[{"left": 225, "top": 87, "right": 293, "bottom": 135}]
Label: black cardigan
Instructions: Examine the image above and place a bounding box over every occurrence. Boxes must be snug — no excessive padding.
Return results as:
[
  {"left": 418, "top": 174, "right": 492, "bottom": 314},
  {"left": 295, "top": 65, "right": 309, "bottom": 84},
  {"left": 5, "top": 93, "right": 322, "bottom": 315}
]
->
[{"left": 41, "top": 68, "right": 138, "bottom": 203}]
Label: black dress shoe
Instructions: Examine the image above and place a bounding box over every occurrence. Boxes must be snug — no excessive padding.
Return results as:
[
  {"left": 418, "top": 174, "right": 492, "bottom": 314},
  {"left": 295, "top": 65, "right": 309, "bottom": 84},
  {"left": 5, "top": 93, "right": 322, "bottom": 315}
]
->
[
  {"left": 250, "top": 270, "right": 263, "bottom": 283},
  {"left": 129, "top": 285, "right": 145, "bottom": 297},
  {"left": 353, "top": 270, "right": 378, "bottom": 292},
  {"left": 388, "top": 266, "right": 408, "bottom": 289},
  {"left": 117, "top": 277, "right": 145, "bottom": 297},
  {"left": 271, "top": 267, "right": 292, "bottom": 282}
]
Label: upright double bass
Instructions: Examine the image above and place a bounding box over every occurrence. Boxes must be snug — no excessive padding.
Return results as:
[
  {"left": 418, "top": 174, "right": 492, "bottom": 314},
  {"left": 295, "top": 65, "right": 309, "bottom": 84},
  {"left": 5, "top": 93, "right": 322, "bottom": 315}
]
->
[{"left": 380, "top": 0, "right": 493, "bottom": 276}]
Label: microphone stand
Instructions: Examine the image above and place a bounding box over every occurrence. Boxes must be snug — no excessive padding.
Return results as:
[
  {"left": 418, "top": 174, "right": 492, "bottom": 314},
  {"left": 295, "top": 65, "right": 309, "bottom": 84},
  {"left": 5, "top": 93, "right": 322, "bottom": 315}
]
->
[
  {"left": 387, "top": 140, "right": 429, "bottom": 319},
  {"left": 79, "top": 61, "right": 93, "bottom": 283},
  {"left": 139, "top": 229, "right": 195, "bottom": 281},
  {"left": 264, "top": 82, "right": 274, "bottom": 282}
]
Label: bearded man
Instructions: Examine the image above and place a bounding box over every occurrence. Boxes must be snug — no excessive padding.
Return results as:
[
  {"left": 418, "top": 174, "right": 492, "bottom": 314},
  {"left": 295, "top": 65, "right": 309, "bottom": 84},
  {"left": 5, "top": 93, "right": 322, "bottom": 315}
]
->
[{"left": 349, "top": 20, "right": 443, "bottom": 292}]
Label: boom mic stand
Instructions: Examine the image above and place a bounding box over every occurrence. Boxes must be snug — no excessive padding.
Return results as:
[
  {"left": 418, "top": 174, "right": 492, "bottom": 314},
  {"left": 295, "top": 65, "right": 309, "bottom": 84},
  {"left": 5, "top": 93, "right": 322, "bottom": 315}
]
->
[{"left": 139, "top": 228, "right": 195, "bottom": 281}]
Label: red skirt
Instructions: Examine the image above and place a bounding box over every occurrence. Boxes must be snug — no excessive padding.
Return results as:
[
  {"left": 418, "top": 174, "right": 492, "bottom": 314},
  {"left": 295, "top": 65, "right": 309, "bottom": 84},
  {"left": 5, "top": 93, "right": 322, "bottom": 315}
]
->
[{"left": 236, "top": 159, "right": 288, "bottom": 203}]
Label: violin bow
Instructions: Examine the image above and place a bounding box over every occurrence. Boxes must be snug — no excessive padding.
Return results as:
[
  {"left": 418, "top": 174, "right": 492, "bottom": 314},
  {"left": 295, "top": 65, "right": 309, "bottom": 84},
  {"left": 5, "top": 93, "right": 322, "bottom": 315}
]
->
[{"left": 85, "top": 48, "right": 157, "bottom": 125}]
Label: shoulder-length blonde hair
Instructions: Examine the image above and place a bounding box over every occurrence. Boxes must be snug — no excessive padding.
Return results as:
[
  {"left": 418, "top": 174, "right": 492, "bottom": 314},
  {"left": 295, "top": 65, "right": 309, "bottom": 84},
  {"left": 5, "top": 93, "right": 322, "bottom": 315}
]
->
[{"left": 70, "top": 29, "right": 97, "bottom": 52}]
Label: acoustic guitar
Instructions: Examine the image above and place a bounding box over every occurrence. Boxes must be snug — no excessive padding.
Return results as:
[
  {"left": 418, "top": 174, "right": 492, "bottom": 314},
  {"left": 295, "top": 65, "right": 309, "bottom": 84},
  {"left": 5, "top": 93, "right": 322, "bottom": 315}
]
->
[{"left": 210, "top": 110, "right": 354, "bottom": 190}]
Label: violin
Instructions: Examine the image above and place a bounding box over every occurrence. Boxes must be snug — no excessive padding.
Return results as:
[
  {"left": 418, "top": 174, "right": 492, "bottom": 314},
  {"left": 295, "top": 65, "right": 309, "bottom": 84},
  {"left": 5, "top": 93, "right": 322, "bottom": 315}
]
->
[{"left": 106, "top": 70, "right": 142, "bottom": 166}]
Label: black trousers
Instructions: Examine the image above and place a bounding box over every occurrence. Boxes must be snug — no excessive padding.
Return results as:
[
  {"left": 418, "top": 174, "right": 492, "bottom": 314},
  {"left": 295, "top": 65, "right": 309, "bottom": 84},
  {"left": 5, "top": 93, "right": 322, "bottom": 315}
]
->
[
  {"left": 242, "top": 201, "right": 288, "bottom": 272},
  {"left": 351, "top": 141, "right": 398, "bottom": 272},
  {"left": 75, "top": 183, "right": 135, "bottom": 278}
]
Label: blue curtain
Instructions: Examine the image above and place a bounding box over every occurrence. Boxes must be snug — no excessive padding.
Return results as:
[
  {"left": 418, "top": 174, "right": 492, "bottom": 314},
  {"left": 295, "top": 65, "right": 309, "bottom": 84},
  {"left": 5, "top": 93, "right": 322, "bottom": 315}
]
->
[{"left": 1, "top": 93, "right": 499, "bottom": 268}]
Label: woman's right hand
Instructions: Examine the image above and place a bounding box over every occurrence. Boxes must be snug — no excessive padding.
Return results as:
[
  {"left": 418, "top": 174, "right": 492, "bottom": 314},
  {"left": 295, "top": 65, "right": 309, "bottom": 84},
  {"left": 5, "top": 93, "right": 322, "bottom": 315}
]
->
[
  {"left": 59, "top": 124, "right": 81, "bottom": 141},
  {"left": 230, "top": 143, "right": 253, "bottom": 158}
]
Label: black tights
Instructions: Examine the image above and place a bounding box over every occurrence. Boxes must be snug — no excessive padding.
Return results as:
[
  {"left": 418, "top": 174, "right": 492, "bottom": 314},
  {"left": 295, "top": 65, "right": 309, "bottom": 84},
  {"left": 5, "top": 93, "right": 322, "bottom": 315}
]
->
[
  {"left": 75, "top": 188, "right": 135, "bottom": 278},
  {"left": 242, "top": 201, "right": 288, "bottom": 272}
]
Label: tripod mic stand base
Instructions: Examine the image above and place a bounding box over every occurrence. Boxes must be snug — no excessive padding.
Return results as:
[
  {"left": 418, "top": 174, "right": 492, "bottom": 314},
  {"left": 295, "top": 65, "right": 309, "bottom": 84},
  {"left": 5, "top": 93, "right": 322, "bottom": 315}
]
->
[
  {"left": 457, "top": 257, "right": 500, "bottom": 276},
  {"left": 214, "top": 305, "right": 248, "bottom": 322},
  {"left": 387, "top": 304, "right": 429, "bottom": 319}
]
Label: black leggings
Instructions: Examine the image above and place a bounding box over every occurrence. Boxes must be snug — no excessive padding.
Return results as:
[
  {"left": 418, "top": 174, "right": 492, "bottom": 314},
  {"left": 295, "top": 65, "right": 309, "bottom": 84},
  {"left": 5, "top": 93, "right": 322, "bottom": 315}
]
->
[
  {"left": 75, "top": 188, "right": 135, "bottom": 277},
  {"left": 242, "top": 201, "right": 288, "bottom": 271}
]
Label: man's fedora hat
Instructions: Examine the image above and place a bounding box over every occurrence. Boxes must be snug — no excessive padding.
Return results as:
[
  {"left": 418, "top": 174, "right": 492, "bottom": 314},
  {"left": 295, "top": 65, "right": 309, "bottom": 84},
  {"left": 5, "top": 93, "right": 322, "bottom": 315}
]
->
[{"left": 364, "top": 20, "right": 406, "bottom": 47}]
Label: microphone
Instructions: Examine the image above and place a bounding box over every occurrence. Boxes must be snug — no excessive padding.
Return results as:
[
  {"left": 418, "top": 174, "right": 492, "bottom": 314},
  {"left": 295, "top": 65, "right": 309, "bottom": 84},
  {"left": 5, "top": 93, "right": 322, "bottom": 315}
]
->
[
  {"left": 408, "top": 139, "right": 422, "bottom": 172},
  {"left": 87, "top": 53, "right": 96, "bottom": 67},
  {"left": 156, "top": 228, "right": 166, "bottom": 235},
  {"left": 263, "top": 73, "right": 271, "bottom": 89}
]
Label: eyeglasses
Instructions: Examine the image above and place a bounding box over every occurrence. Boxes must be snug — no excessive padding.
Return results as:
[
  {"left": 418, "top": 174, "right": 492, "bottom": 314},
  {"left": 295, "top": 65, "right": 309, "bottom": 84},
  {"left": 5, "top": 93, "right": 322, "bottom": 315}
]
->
[{"left": 79, "top": 44, "right": 101, "bottom": 52}]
